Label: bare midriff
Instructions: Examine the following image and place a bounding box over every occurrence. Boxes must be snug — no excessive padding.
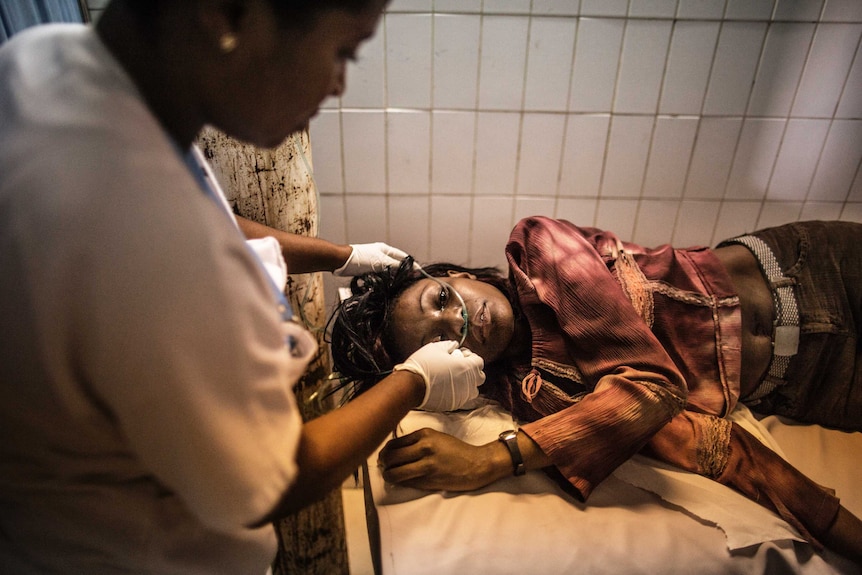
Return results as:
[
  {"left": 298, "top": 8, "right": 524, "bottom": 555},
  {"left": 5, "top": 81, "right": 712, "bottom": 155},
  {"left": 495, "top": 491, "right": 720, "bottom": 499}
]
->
[{"left": 713, "top": 244, "right": 775, "bottom": 399}]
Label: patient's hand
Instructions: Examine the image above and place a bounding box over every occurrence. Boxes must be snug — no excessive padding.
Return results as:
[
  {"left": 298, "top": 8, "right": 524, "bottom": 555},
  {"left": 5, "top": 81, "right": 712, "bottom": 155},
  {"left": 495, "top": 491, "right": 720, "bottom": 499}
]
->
[{"left": 377, "top": 428, "right": 511, "bottom": 491}]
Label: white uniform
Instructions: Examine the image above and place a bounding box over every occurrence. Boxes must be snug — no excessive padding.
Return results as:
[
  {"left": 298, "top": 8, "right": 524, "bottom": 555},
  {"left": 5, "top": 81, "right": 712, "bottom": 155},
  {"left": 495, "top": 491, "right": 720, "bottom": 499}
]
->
[{"left": 0, "top": 24, "right": 306, "bottom": 574}]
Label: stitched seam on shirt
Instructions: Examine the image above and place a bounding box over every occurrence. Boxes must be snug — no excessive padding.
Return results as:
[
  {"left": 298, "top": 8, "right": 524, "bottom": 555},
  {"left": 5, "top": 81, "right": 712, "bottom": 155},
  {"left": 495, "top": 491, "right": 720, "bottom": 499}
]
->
[
  {"left": 533, "top": 357, "right": 585, "bottom": 383},
  {"left": 696, "top": 416, "right": 732, "bottom": 478},
  {"left": 651, "top": 281, "right": 739, "bottom": 309},
  {"left": 640, "top": 380, "right": 686, "bottom": 415},
  {"left": 613, "top": 249, "right": 655, "bottom": 328},
  {"left": 533, "top": 359, "right": 686, "bottom": 414}
]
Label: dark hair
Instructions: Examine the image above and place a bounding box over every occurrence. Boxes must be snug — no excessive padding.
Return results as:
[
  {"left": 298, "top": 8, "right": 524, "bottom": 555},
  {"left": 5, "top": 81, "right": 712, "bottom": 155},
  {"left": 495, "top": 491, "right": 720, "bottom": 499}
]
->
[
  {"left": 269, "top": 0, "right": 387, "bottom": 28},
  {"left": 121, "top": 0, "right": 384, "bottom": 28},
  {"left": 326, "top": 256, "right": 510, "bottom": 399}
]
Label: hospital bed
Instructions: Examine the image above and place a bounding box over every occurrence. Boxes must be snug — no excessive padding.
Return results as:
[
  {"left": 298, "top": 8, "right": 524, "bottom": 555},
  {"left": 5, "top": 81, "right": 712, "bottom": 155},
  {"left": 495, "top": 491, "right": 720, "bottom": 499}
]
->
[{"left": 360, "top": 401, "right": 861, "bottom": 575}]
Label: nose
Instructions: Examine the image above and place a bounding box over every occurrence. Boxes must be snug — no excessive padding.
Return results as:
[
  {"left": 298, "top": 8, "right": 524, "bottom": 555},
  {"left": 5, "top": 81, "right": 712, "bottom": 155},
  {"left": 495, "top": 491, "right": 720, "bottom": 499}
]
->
[
  {"left": 443, "top": 303, "right": 467, "bottom": 341},
  {"left": 331, "top": 63, "right": 346, "bottom": 98}
]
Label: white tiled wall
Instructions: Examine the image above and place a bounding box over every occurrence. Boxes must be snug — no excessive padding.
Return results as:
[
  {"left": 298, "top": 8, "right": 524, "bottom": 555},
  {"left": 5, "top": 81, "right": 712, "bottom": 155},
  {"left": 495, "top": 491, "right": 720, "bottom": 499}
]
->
[
  {"left": 312, "top": 0, "right": 862, "bottom": 272},
  {"left": 82, "top": 0, "right": 862, "bottom": 271}
]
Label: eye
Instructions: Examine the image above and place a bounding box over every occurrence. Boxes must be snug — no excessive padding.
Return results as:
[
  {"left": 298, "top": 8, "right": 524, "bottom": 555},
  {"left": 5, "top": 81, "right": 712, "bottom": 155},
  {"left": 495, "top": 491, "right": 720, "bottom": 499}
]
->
[{"left": 437, "top": 286, "right": 450, "bottom": 309}]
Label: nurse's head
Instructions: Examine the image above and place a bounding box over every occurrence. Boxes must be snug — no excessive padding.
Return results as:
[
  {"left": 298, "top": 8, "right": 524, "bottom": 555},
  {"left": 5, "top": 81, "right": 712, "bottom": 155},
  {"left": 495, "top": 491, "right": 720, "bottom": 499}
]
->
[
  {"left": 328, "top": 257, "right": 518, "bottom": 396},
  {"left": 98, "top": 0, "right": 388, "bottom": 148}
]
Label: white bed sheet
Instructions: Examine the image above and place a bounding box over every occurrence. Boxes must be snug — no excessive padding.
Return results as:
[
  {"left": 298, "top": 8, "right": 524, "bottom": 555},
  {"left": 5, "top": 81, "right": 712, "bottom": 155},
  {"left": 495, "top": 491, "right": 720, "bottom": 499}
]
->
[{"left": 367, "top": 404, "right": 861, "bottom": 575}]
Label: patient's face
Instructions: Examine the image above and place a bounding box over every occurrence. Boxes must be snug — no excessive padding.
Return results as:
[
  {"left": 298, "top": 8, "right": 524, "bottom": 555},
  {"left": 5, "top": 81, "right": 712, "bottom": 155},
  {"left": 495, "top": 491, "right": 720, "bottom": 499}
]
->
[{"left": 389, "top": 275, "right": 515, "bottom": 364}]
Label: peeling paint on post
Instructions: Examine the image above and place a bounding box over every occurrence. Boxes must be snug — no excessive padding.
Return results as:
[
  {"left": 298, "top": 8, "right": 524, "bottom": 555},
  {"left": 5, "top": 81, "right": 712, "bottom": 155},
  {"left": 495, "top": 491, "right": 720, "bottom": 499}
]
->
[{"left": 197, "top": 127, "right": 348, "bottom": 575}]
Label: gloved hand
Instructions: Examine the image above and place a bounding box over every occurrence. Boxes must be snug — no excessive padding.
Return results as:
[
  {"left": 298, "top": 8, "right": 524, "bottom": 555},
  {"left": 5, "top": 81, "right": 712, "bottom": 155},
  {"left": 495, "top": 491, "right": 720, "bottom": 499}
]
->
[
  {"left": 333, "top": 243, "right": 409, "bottom": 276},
  {"left": 394, "top": 341, "right": 485, "bottom": 412}
]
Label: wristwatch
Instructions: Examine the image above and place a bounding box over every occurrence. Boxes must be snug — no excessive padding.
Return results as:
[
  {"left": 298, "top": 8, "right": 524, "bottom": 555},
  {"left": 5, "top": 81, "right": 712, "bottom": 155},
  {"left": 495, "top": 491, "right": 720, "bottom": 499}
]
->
[{"left": 498, "top": 430, "right": 526, "bottom": 476}]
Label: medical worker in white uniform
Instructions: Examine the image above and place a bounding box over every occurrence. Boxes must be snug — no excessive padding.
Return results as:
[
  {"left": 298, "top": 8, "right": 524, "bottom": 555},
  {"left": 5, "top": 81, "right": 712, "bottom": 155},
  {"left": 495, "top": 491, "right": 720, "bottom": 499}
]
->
[{"left": 0, "top": 0, "right": 484, "bottom": 572}]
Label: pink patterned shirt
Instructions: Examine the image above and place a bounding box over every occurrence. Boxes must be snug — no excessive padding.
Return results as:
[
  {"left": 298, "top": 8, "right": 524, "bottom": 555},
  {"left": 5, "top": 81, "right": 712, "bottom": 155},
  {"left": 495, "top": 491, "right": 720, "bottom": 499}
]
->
[{"left": 493, "top": 217, "right": 742, "bottom": 500}]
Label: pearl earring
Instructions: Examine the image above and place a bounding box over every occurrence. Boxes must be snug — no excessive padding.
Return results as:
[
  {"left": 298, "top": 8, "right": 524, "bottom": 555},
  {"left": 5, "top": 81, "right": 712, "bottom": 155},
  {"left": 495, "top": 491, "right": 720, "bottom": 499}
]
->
[{"left": 219, "top": 33, "right": 238, "bottom": 54}]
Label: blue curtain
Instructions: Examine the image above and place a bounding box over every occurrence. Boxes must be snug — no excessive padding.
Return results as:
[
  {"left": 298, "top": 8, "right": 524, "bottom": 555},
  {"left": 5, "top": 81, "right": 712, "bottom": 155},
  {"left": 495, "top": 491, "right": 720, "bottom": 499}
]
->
[{"left": 1, "top": 0, "right": 84, "bottom": 44}]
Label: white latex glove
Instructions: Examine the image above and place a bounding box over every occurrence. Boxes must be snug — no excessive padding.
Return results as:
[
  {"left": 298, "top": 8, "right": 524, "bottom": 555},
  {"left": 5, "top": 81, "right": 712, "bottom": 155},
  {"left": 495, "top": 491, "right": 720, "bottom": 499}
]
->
[
  {"left": 393, "top": 341, "right": 485, "bottom": 412},
  {"left": 333, "top": 242, "right": 409, "bottom": 276}
]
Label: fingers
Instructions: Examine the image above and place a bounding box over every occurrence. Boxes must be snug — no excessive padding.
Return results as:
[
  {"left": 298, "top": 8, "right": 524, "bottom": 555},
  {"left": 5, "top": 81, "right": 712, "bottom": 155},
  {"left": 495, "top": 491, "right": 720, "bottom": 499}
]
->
[
  {"left": 457, "top": 346, "right": 484, "bottom": 367},
  {"left": 381, "top": 244, "right": 409, "bottom": 259},
  {"left": 378, "top": 428, "right": 436, "bottom": 466},
  {"left": 437, "top": 340, "right": 459, "bottom": 354},
  {"left": 380, "top": 461, "right": 431, "bottom": 486},
  {"left": 380, "top": 429, "right": 423, "bottom": 452},
  {"left": 378, "top": 446, "right": 426, "bottom": 479},
  {"left": 459, "top": 348, "right": 486, "bottom": 386},
  {"left": 378, "top": 450, "right": 421, "bottom": 476},
  {"left": 405, "top": 341, "right": 486, "bottom": 411},
  {"left": 376, "top": 430, "right": 488, "bottom": 491},
  {"left": 378, "top": 430, "right": 434, "bottom": 482}
]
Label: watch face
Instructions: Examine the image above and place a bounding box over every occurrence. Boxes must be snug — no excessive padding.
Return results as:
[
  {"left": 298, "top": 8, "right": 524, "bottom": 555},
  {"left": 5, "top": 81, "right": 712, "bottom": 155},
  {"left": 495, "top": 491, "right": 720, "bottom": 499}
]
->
[{"left": 498, "top": 430, "right": 526, "bottom": 476}]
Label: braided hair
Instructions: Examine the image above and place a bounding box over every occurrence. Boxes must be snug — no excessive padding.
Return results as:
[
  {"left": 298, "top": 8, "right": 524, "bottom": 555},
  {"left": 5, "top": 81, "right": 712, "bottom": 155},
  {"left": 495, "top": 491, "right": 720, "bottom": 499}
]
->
[{"left": 326, "top": 256, "right": 510, "bottom": 399}]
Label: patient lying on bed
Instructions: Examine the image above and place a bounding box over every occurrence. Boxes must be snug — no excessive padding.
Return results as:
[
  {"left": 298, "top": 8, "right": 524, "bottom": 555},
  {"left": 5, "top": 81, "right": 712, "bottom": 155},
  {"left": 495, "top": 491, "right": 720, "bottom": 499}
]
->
[{"left": 328, "top": 217, "right": 862, "bottom": 564}]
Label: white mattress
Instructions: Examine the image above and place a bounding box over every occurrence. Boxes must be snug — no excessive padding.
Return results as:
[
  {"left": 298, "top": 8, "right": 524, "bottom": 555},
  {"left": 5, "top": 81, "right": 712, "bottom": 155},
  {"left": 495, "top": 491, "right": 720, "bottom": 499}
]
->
[{"left": 367, "top": 404, "right": 862, "bottom": 575}]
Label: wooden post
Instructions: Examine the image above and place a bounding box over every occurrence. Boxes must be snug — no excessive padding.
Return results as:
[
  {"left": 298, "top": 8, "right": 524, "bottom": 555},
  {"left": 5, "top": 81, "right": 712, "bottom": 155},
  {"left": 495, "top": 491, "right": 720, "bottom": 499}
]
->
[{"left": 197, "top": 128, "right": 349, "bottom": 575}]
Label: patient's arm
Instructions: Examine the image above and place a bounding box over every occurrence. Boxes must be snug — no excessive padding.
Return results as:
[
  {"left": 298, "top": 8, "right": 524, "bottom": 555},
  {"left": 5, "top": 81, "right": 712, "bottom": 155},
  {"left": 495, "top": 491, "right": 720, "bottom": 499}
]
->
[
  {"left": 377, "top": 428, "right": 552, "bottom": 491},
  {"left": 237, "top": 215, "right": 352, "bottom": 274}
]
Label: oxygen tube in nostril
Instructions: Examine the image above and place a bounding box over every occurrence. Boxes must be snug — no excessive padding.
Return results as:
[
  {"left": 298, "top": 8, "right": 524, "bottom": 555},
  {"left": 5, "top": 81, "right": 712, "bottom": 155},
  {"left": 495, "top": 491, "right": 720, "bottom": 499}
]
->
[{"left": 415, "top": 265, "right": 469, "bottom": 347}]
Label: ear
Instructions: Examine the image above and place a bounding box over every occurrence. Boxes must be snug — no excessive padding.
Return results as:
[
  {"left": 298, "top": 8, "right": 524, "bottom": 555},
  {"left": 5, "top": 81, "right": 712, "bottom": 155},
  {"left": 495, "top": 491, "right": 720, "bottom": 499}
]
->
[
  {"left": 446, "top": 270, "right": 477, "bottom": 280},
  {"left": 196, "top": 0, "right": 249, "bottom": 51}
]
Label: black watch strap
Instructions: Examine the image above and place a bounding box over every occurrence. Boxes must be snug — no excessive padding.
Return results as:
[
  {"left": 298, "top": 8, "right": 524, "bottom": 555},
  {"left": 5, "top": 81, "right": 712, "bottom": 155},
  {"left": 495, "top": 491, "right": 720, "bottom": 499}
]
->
[{"left": 498, "top": 430, "right": 526, "bottom": 476}]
